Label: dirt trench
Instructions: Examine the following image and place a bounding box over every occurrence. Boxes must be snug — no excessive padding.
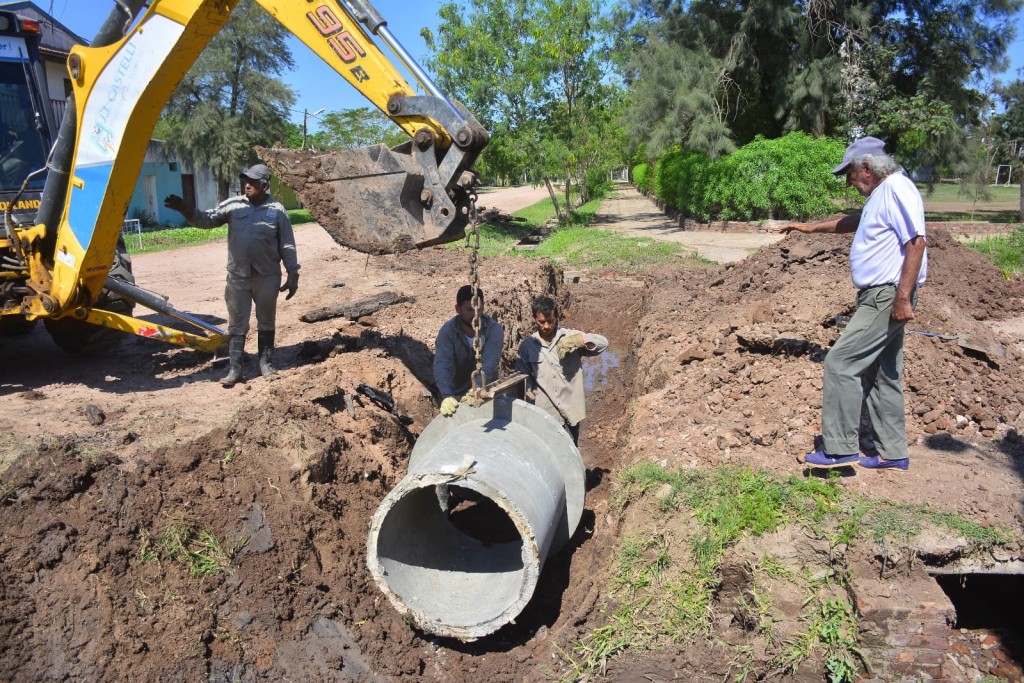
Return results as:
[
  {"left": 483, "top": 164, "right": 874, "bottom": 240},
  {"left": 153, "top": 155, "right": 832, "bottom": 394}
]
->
[{"left": 0, "top": 247, "right": 647, "bottom": 681}]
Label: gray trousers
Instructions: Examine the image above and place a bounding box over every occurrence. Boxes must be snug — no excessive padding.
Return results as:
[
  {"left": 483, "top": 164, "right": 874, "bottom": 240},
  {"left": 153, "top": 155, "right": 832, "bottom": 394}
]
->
[
  {"left": 225, "top": 272, "right": 281, "bottom": 336},
  {"left": 822, "top": 284, "right": 915, "bottom": 461}
]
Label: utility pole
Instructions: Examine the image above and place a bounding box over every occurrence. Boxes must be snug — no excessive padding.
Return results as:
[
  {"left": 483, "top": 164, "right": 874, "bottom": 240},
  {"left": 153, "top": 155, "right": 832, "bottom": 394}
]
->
[{"left": 302, "top": 108, "right": 325, "bottom": 149}]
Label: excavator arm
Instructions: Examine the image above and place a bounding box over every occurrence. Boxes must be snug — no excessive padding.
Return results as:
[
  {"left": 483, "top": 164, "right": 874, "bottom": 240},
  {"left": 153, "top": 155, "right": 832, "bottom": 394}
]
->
[{"left": 13, "top": 0, "right": 486, "bottom": 348}]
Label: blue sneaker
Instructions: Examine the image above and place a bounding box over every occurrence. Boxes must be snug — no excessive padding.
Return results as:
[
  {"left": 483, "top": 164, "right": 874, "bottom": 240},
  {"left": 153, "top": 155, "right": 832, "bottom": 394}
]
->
[
  {"left": 857, "top": 455, "right": 909, "bottom": 471},
  {"left": 803, "top": 449, "right": 858, "bottom": 468}
]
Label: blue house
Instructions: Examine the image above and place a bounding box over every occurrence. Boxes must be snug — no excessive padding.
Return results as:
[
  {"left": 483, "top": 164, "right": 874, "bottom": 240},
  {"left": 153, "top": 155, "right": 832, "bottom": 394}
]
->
[{"left": 131, "top": 140, "right": 221, "bottom": 227}]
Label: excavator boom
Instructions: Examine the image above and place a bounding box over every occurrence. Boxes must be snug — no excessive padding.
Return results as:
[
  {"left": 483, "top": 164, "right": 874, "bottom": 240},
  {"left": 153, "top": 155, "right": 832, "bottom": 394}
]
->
[{"left": 3, "top": 0, "right": 487, "bottom": 351}]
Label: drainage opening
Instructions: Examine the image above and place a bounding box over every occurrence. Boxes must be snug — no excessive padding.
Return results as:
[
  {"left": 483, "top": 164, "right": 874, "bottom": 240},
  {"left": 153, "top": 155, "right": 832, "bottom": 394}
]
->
[{"left": 934, "top": 573, "right": 1024, "bottom": 674}]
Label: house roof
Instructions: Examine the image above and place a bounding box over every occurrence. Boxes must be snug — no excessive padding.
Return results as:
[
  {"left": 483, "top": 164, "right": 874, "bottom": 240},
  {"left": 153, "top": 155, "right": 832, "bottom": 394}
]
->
[{"left": 0, "top": 1, "right": 87, "bottom": 58}]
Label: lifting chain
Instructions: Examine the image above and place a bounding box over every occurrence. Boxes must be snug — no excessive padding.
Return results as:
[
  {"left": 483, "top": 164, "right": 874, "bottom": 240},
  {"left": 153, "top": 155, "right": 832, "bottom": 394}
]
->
[{"left": 465, "top": 189, "right": 486, "bottom": 406}]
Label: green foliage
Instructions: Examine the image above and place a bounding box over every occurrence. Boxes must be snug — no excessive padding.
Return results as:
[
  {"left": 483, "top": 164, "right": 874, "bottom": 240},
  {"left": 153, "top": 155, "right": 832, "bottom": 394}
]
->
[
  {"left": 464, "top": 195, "right": 686, "bottom": 268},
  {"left": 312, "top": 107, "right": 407, "bottom": 151},
  {"left": 125, "top": 226, "right": 227, "bottom": 255},
  {"left": 585, "top": 167, "right": 612, "bottom": 201},
  {"left": 286, "top": 209, "right": 313, "bottom": 225},
  {"left": 967, "top": 226, "right": 1024, "bottom": 280},
  {"left": 532, "top": 224, "right": 683, "bottom": 269},
  {"left": 616, "top": 0, "right": 1023, "bottom": 178},
  {"left": 632, "top": 163, "right": 650, "bottom": 192},
  {"left": 649, "top": 133, "right": 850, "bottom": 221},
  {"left": 424, "top": 0, "right": 625, "bottom": 193}
]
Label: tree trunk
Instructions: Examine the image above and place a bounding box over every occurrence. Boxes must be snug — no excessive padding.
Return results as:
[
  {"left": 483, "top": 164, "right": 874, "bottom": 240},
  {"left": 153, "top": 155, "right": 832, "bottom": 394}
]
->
[
  {"left": 544, "top": 177, "right": 563, "bottom": 221},
  {"left": 1019, "top": 162, "right": 1023, "bottom": 222}
]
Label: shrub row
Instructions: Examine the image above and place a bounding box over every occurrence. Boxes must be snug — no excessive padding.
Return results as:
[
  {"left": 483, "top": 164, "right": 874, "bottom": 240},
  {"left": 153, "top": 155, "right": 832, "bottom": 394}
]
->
[{"left": 632, "top": 133, "right": 852, "bottom": 221}]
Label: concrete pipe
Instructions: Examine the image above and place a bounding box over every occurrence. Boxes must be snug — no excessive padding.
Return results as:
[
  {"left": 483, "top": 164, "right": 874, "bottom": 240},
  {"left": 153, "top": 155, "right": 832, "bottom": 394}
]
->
[{"left": 366, "top": 396, "right": 586, "bottom": 641}]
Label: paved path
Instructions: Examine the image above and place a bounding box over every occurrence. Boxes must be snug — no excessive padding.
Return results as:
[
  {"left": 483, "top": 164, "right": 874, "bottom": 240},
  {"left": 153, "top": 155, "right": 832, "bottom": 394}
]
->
[
  {"left": 474, "top": 185, "right": 550, "bottom": 214},
  {"left": 590, "top": 185, "right": 785, "bottom": 263}
]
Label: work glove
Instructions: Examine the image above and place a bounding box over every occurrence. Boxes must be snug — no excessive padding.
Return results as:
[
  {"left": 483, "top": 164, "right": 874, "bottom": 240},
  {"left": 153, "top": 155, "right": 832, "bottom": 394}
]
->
[
  {"left": 440, "top": 396, "right": 460, "bottom": 417},
  {"left": 555, "top": 332, "right": 586, "bottom": 360},
  {"left": 163, "top": 194, "right": 193, "bottom": 217},
  {"left": 460, "top": 389, "right": 492, "bottom": 407},
  {"left": 280, "top": 271, "right": 299, "bottom": 300}
]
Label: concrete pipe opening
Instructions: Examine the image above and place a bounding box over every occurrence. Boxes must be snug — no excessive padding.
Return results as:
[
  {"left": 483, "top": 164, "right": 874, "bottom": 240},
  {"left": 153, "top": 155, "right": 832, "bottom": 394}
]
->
[{"left": 367, "top": 397, "right": 585, "bottom": 641}]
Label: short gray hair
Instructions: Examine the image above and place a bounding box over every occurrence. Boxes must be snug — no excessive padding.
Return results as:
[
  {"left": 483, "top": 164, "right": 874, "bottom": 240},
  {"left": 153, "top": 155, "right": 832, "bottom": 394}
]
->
[{"left": 860, "top": 154, "right": 900, "bottom": 178}]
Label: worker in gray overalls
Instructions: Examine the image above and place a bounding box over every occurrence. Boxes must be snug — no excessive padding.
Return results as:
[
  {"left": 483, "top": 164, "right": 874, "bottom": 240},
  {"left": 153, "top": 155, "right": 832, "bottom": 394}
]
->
[{"left": 164, "top": 163, "right": 300, "bottom": 387}]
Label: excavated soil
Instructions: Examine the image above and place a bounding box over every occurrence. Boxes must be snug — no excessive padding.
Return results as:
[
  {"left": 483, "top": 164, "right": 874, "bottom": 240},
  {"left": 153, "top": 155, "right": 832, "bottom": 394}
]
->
[{"left": 1, "top": 200, "right": 1024, "bottom": 680}]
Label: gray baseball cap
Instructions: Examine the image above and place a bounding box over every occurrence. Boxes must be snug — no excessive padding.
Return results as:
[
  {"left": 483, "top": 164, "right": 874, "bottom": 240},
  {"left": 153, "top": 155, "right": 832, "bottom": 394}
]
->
[
  {"left": 832, "top": 137, "right": 886, "bottom": 175},
  {"left": 240, "top": 163, "right": 271, "bottom": 183}
]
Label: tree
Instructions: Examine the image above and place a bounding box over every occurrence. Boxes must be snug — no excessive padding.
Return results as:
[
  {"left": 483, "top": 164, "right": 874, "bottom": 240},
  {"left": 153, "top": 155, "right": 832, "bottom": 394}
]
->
[
  {"left": 424, "top": 0, "right": 620, "bottom": 216},
  {"left": 992, "top": 77, "right": 1024, "bottom": 218},
  {"left": 423, "top": 0, "right": 547, "bottom": 187},
  {"left": 159, "top": 0, "right": 295, "bottom": 200},
  {"left": 314, "top": 108, "right": 407, "bottom": 151},
  {"left": 617, "top": 0, "right": 1022, "bottom": 174}
]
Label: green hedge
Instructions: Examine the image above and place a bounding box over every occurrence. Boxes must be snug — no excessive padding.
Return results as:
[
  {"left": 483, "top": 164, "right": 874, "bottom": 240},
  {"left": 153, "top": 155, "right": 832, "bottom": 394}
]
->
[
  {"left": 632, "top": 163, "right": 650, "bottom": 193},
  {"left": 641, "top": 133, "right": 852, "bottom": 221}
]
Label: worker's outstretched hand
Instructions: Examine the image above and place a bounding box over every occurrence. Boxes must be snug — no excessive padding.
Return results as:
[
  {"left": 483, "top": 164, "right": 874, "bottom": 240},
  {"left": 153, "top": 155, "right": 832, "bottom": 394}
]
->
[
  {"left": 556, "top": 332, "right": 586, "bottom": 359},
  {"left": 440, "top": 396, "right": 459, "bottom": 417},
  {"left": 163, "top": 194, "right": 191, "bottom": 216},
  {"left": 281, "top": 271, "right": 299, "bottom": 300}
]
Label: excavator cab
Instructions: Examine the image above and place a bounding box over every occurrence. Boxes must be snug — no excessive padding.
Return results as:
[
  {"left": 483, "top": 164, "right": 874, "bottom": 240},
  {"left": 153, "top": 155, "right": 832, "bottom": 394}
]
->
[{"left": 0, "top": 12, "right": 51, "bottom": 216}]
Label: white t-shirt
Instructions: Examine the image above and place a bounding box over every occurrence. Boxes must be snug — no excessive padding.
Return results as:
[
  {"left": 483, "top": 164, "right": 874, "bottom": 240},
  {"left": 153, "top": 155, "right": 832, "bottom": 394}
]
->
[{"left": 849, "top": 172, "right": 927, "bottom": 289}]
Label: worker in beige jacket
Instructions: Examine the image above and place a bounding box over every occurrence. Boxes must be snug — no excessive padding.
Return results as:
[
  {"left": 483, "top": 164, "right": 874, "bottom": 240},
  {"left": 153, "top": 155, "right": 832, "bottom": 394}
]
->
[{"left": 515, "top": 295, "right": 608, "bottom": 444}]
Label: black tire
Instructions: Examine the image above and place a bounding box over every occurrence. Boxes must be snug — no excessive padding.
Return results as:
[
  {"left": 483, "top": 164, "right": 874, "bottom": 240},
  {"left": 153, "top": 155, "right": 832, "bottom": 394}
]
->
[
  {"left": 0, "top": 315, "right": 38, "bottom": 336},
  {"left": 45, "top": 237, "right": 136, "bottom": 354}
]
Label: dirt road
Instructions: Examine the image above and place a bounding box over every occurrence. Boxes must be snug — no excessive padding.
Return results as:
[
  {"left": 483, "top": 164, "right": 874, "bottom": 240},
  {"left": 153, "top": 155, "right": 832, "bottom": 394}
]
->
[
  {"left": 1, "top": 183, "right": 1023, "bottom": 682},
  {"left": 592, "top": 185, "right": 786, "bottom": 262}
]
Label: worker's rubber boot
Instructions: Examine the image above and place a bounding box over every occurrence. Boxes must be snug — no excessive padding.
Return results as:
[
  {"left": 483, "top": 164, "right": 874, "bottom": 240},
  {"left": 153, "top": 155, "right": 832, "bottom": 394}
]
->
[
  {"left": 257, "top": 330, "right": 277, "bottom": 377},
  {"left": 221, "top": 335, "right": 245, "bottom": 388}
]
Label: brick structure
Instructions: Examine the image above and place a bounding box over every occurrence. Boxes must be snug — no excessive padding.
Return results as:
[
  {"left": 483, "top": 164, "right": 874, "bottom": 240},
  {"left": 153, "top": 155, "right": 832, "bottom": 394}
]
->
[{"left": 850, "top": 564, "right": 959, "bottom": 682}]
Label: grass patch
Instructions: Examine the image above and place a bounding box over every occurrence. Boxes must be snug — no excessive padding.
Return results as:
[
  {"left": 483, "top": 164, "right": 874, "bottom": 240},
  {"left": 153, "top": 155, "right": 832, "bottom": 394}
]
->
[
  {"left": 125, "top": 226, "right": 227, "bottom": 255},
  {"left": 125, "top": 209, "right": 314, "bottom": 256},
  {"left": 563, "top": 464, "right": 1012, "bottom": 682},
  {"left": 462, "top": 196, "right": 686, "bottom": 269},
  {"left": 918, "top": 182, "right": 1020, "bottom": 203},
  {"left": 965, "top": 225, "right": 1024, "bottom": 279},
  {"left": 140, "top": 518, "right": 241, "bottom": 577}
]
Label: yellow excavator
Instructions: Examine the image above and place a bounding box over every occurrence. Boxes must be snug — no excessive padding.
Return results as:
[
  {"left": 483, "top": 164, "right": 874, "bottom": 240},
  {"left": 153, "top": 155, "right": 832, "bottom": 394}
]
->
[{"left": 0, "top": 0, "right": 488, "bottom": 353}]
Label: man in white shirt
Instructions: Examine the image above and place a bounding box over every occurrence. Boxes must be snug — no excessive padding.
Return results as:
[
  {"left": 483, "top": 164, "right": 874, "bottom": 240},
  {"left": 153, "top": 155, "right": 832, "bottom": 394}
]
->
[{"left": 783, "top": 137, "right": 927, "bottom": 472}]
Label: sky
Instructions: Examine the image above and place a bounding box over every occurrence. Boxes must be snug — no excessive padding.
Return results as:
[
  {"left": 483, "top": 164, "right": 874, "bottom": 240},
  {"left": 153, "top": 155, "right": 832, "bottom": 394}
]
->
[
  {"left": 33, "top": 0, "right": 1024, "bottom": 127},
  {"left": 40, "top": 0, "right": 444, "bottom": 128}
]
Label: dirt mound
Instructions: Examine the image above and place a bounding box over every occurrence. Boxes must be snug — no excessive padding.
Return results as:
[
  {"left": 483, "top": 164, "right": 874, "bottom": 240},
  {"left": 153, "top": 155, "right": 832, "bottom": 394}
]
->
[{"left": 624, "top": 229, "right": 1024, "bottom": 524}]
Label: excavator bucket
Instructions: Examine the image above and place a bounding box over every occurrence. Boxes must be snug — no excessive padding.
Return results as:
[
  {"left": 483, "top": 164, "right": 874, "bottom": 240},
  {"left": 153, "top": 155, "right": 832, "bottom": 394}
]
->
[{"left": 258, "top": 142, "right": 476, "bottom": 255}]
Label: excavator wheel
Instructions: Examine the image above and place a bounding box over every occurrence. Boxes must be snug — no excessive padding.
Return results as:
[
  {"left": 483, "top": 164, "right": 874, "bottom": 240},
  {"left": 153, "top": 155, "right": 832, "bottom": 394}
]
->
[{"left": 44, "top": 238, "right": 136, "bottom": 354}]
